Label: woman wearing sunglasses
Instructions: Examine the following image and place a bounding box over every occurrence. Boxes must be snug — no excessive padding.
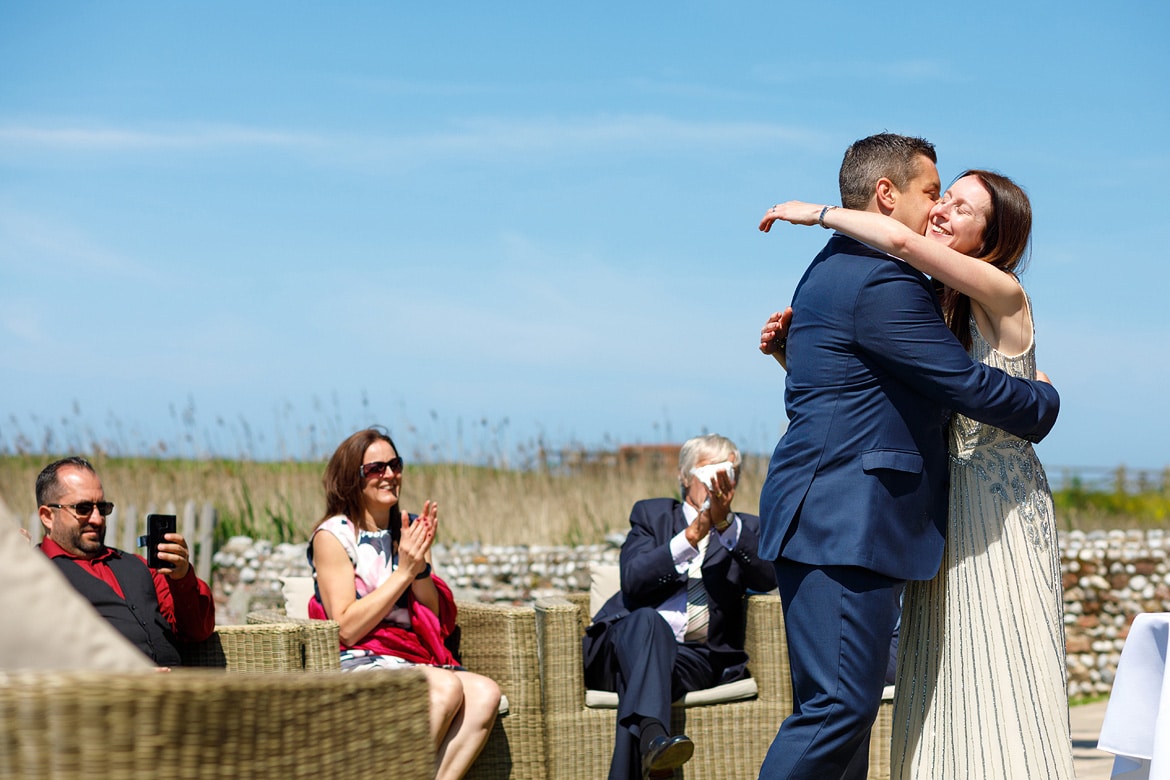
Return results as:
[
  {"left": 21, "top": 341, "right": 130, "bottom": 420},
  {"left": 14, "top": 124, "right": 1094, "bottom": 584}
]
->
[{"left": 308, "top": 426, "right": 500, "bottom": 780}]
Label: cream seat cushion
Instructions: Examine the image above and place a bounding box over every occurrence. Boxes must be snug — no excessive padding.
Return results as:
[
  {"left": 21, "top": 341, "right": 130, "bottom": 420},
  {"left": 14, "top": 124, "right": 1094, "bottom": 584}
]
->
[
  {"left": 585, "top": 561, "right": 758, "bottom": 708},
  {"left": 281, "top": 575, "right": 315, "bottom": 619},
  {"left": 0, "top": 494, "right": 152, "bottom": 671}
]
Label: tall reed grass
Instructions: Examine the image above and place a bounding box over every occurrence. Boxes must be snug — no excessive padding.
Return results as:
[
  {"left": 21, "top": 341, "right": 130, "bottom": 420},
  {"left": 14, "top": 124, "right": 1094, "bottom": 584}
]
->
[
  {"left": 5, "top": 450, "right": 1167, "bottom": 547},
  {"left": 4, "top": 406, "right": 1165, "bottom": 546},
  {"left": 0, "top": 451, "right": 770, "bottom": 547}
]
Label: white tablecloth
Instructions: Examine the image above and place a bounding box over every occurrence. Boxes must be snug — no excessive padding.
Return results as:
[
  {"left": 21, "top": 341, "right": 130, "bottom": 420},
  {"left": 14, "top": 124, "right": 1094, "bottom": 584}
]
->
[{"left": 1098, "top": 612, "right": 1170, "bottom": 780}]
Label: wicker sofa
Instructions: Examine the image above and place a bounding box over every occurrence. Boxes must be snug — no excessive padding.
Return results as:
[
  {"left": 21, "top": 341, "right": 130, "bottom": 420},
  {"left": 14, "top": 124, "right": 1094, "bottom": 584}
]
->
[
  {"left": 249, "top": 589, "right": 894, "bottom": 780},
  {"left": 247, "top": 599, "right": 548, "bottom": 780},
  {"left": 535, "top": 592, "right": 894, "bottom": 780},
  {"left": 0, "top": 668, "right": 433, "bottom": 780}
]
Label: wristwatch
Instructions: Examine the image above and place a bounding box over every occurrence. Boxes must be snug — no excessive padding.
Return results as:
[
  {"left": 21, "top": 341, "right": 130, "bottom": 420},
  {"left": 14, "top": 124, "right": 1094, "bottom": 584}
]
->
[{"left": 713, "top": 512, "right": 733, "bottom": 533}]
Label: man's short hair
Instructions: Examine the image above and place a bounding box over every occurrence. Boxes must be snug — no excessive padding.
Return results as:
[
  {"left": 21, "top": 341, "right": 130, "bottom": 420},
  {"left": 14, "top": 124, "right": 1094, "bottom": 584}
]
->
[
  {"left": 839, "top": 133, "right": 937, "bottom": 210},
  {"left": 678, "top": 434, "right": 741, "bottom": 484},
  {"left": 35, "top": 457, "right": 97, "bottom": 507}
]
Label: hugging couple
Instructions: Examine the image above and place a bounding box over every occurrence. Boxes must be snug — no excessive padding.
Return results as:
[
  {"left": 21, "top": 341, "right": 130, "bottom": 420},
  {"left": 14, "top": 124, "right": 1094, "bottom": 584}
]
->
[{"left": 754, "top": 132, "right": 1073, "bottom": 779}]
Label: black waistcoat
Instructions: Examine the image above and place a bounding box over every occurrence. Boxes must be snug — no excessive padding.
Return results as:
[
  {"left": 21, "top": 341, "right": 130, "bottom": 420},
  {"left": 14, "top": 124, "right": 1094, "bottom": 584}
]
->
[{"left": 49, "top": 550, "right": 184, "bottom": 667}]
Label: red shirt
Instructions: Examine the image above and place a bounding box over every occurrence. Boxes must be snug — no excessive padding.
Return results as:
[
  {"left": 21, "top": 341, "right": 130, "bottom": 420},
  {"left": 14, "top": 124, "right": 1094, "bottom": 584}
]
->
[{"left": 41, "top": 537, "right": 216, "bottom": 643}]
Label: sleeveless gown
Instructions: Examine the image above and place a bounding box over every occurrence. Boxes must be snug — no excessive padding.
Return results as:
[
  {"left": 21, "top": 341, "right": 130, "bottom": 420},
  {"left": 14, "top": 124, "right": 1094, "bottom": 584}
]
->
[{"left": 891, "top": 309, "right": 1075, "bottom": 779}]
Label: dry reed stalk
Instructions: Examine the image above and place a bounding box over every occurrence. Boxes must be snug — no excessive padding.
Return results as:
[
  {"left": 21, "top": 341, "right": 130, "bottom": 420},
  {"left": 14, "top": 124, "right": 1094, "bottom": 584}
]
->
[{"left": 0, "top": 454, "right": 769, "bottom": 546}]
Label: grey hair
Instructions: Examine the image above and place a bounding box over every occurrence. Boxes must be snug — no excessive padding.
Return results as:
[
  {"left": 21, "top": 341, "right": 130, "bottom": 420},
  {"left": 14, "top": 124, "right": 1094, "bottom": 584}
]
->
[{"left": 678, "top": 434, "right": 740, "bottom": 484}]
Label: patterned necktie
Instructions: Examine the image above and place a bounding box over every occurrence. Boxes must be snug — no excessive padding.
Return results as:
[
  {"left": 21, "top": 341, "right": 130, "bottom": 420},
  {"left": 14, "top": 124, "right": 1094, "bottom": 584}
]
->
[{"left": 684, "top": 532, "right": 710, "bottom": 642}]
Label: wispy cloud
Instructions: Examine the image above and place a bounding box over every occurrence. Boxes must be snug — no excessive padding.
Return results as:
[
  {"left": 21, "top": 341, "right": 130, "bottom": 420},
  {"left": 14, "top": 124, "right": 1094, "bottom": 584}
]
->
[
  {"left": 0, "top": 115, "right": 821, "bottom": 166},
  {"left": 0, "top": 206, "right": 158, "bottom": 280},
  {"left": 750, "top": 59, "right": 953, "bottom": 85},
  {"left": 425, "top": 115, "right": 819, "bottom": 154},
  {"left": 0, "top": 123, "right": 325, "bottom": 153}
]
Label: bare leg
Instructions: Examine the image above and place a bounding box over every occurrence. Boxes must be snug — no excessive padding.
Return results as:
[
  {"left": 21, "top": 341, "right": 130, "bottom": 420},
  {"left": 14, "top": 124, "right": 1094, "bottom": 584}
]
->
[
  {"left": 433, "top": 670, "right": 501, "bottom": 780},
  {"left": 419, "top": 666, "right": 464, "bottom": 754}
]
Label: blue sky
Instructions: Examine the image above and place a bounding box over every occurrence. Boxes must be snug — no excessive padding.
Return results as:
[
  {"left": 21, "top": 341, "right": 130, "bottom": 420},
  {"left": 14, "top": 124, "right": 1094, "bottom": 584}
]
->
[{"left": 2, "top": 2, "right": 1167, "bottom": 474}]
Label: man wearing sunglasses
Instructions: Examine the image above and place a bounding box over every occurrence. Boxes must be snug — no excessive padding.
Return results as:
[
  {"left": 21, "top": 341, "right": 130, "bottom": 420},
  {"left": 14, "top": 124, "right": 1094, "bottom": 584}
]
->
[{"left": 36, "top": 456, "right": 215, "bottom": 666}]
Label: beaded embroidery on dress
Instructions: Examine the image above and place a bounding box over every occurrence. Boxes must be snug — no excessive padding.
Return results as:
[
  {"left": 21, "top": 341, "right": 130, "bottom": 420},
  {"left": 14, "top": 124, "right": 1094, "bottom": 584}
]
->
[{"left": 891, "top": 302, "right": 1074, "bottom": 779}]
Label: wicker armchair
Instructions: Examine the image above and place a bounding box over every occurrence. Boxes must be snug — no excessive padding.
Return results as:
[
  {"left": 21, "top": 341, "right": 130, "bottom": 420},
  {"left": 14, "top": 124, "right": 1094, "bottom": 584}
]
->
[
  {"left": 247, "top": 600, "right": 548, "bottom": 780},
  {"left": 245, "top": 609, "right": 343, "bottom": 671},
  {"left": 534, "top": 592, "right": 893, "bottom": 780},
  {"left": 180, "top": 622, "right": 308, "bottom": 672},
  {"left": 0, "top": 668, "right": 433, "bottom": 780},
  {"left": 456, "top": 601, "right": 547, "bottom": 780}
]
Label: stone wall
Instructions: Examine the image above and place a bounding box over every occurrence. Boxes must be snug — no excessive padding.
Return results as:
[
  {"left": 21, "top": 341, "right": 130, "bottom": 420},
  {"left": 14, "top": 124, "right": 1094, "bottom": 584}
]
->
[
  {"left": 212, "top": 527, "right": 1170, "bottom": 698},
  {"left": 1062, "top": 528, "right": 1169, "bottom": 697}
]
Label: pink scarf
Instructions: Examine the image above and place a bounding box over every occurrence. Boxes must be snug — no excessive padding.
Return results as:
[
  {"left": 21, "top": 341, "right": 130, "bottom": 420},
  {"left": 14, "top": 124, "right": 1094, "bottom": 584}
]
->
[{"left": 308, "top": 574, "right": 459, "bottom": 666}]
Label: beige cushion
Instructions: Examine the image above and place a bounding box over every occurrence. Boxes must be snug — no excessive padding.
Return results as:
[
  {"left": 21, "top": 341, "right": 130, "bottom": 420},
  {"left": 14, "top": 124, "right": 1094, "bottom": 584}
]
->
[
  {"left": 0, "top": 494, "right": 152, "bottom": 671},
  {"left": 281, "top": 576, "right": 315, "bottom": 619},
  {"left": 589, "top": 561, "right": 621, "bottom": 617},
  {"left": 586, "top": 676, "right": 759, "bottom": 709},
  {"left": 584, "top": 561, "right": 759, "bottom": 708}
]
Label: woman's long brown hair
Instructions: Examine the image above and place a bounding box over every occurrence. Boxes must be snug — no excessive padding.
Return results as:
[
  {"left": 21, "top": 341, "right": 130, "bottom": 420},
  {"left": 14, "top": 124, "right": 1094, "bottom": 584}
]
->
[
  {"left": 315, "top": 426, "right": 402, "bottom": 537},
  {"left": 940, "top": 169, "right": 1033, "bottom": 350}
]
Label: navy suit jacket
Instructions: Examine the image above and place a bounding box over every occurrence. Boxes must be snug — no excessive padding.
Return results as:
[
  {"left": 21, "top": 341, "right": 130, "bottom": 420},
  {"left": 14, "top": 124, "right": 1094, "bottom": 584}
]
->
[
  {"left": 588, "top": 498, "right": 777, "bottom": 681},
  {"left": 758, "top": 235, "right": 1060, "bottom": 581}
]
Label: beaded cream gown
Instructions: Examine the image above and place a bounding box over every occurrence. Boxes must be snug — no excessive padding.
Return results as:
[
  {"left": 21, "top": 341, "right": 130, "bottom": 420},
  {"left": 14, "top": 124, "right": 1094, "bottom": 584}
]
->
[{"left": 890, "top": 310, "right": 1075, "bottom": 779}]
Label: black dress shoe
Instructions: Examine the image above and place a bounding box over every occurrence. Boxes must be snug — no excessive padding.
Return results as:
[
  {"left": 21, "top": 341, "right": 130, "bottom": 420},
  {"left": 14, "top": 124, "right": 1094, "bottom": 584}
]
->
[{"left": 641, "top": 734, "right": 694, "bottom": 779}]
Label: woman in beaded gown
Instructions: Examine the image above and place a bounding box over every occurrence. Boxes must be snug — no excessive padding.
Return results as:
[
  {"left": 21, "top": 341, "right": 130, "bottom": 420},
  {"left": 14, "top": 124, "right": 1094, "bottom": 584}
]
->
[{"left": 766, "top": 171, "right": 1074, "bottom": 778}]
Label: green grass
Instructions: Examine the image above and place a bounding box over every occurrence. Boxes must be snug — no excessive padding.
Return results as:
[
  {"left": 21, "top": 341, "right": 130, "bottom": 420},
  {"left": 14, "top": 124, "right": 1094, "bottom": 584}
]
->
[{"left": 1053, "top": 467, "right": 1170, "bottom": 529}]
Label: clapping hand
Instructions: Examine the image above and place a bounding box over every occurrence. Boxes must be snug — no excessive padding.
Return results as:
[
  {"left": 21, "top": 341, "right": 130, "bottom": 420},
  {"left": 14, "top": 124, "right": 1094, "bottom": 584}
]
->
[{"left": 398, "top": 501, "right": 437, "bottom": 578}]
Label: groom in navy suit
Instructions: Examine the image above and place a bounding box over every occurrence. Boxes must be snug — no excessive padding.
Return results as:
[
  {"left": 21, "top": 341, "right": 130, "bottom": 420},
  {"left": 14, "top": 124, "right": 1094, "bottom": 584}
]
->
[
  {"left": 754, "top": 133, "right": 1060, "bottom": 779},
  {"left": 584, "top": 434, "right": 777, "bottom": 780}
]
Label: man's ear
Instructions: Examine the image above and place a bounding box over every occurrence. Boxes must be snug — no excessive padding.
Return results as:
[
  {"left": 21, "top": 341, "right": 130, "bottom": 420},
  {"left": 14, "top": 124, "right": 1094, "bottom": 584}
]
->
[
  {"left": 38, "top": 506, "right": 53, "bottom": 536},
  {"left": 874, "top": 177, "right": 898, "bottom": 214}
]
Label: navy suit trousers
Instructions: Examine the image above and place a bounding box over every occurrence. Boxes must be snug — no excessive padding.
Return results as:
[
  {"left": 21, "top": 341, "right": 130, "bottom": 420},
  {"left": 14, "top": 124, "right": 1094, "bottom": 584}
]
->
[
  {"left": 759, "top": 561, "right": 902, "bottom": 780},
  {"left": 584, "top": 607, "right": 717, "bottom": 780}
]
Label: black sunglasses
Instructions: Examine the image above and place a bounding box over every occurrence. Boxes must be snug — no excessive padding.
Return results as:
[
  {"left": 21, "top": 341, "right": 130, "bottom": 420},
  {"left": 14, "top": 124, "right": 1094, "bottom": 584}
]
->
[
  {"left": 46, "top": 501, "right": 115, "bottom": 518},
  {"left": 359, "top": 457, "right": 404, "bottom": 479}
]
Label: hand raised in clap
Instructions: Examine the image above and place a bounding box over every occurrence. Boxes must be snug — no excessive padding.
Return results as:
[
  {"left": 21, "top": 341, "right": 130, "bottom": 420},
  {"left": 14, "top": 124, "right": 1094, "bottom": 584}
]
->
[{"left": 398, "top": 501, "right": 437, "bottom": 578}]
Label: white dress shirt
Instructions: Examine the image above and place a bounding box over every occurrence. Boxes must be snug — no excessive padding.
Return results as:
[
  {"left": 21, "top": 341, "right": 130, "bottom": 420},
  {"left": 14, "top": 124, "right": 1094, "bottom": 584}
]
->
[{"left": 656, "top": 501, "right": 741, "bottom": 642}]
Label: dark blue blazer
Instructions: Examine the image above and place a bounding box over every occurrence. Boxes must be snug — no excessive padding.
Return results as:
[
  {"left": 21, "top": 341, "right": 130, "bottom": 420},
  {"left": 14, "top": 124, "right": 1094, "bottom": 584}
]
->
[
  {"left": 758, "top": 235, "right": 1060, "bottom": 581},
  {"left": 588, "top": 498, "right": 777, "bottom": 680}
]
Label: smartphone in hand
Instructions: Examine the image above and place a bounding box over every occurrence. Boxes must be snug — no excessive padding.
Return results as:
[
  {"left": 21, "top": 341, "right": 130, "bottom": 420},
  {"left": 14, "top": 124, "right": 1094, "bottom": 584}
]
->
[{"left": 141, "top": 514, "right": 177, "bottom": 569}]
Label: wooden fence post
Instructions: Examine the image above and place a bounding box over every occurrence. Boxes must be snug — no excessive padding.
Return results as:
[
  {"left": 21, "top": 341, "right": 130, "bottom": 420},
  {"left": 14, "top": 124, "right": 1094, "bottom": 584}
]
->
[
  {"left": 117, "top": 504, "right": 138, "bottom": 555},
  {"left": 197, "top": 502, "right": 216, "bottom": 585}
]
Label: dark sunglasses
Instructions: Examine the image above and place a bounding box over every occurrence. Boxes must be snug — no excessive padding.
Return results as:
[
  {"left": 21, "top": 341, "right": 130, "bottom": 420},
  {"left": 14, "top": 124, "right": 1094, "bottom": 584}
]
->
[
  {"left": 46, "top": 501, "right": 115, "bottom": 518},
  {"left": 359, "top": 457, "right": 404, "bottom": 479}
]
